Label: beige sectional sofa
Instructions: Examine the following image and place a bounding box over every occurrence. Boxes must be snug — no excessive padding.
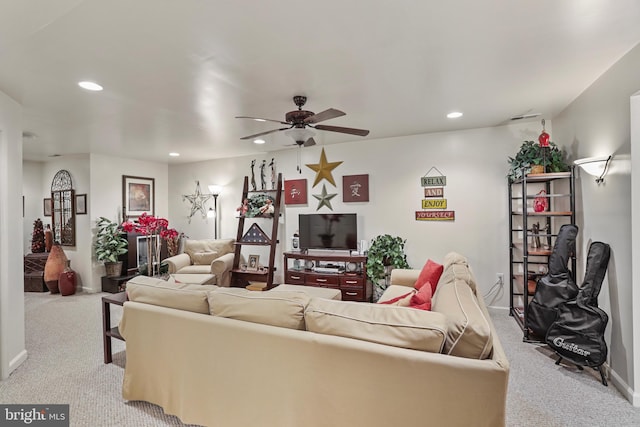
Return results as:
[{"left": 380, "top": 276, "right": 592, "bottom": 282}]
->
[
  {"left": 119, "top": 252, "right": 509, "bottom": 427},
  {"left": 162, "top": 238, "right": 236, "bottom": 287}
]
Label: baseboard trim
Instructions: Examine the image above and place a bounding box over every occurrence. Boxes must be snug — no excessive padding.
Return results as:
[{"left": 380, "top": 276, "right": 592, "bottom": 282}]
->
[
  {"left": 9, "top": 349, "right": 27, "bottom": 374},
  {"left": 609, "top": 366, "right": 640, "bottom": 406}
]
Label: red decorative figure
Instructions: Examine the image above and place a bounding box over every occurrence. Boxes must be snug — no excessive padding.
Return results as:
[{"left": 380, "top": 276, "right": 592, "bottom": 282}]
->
[
  {"left": 534, "top": 190, "right": 548, "bottom": 212},
  {"left": 538, "top": 119, "right": 550, "bottom": 148}
]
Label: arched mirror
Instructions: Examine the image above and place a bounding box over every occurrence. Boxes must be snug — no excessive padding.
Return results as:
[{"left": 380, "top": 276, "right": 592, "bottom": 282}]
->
[{"left": 51, "top": 170, "right": 76, "bottom": 246}]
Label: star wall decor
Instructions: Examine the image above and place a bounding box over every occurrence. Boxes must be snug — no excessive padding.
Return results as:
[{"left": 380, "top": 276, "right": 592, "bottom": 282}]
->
[
  {"left": 182, "top": 181, "right": 212, "bottom": 223},
  {"left": 306, "top": 147, "right": 343, "bottom": 187},
  {"left": 313, "top": 184, "right": 337, "bottom": 211}
]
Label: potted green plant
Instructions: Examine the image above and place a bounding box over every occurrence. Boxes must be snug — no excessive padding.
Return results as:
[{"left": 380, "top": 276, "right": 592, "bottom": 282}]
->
[
  {"left": 95, "top": 217, "right": 128, "bottom": 277},
  {"left": 366, "top": 234, "right": 410, "bottom": 301},
  {"left": 507, "top": 140, "right": 569, "bottom": 182}
]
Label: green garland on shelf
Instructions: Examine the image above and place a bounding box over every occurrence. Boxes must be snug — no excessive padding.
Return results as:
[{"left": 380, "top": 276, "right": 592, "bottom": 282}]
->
[{"left": 245, "top": 193, "right": 276, "bottom": 218}]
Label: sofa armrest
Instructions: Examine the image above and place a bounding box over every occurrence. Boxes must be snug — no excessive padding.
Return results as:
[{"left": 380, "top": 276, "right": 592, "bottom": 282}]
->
[
  {"left": 210, "top": 252, "right": 236, "bottom": 287},
  {"left": 390, "top": 269, "right": 421, "bottom": 287},
  {"left": 164, "top": 253, "right": 191, "bottom": 274}
]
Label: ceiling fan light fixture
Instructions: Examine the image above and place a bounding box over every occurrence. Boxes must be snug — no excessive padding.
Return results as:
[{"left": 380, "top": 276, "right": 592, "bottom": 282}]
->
[
  {"left": 253, "top": 139, "right": 266, "bottom": 144},
  {"left": 285, "top": 128, "right": 315, "bottom": 143}
]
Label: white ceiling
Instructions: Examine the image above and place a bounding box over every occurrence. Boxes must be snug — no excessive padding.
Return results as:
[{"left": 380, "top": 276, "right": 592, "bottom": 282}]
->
[{"left": 3, "top": 0, "right": 640, "bottom": 164}]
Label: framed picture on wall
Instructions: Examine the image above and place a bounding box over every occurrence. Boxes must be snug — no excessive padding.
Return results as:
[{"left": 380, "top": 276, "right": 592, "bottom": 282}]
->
[
  {"left": 342, "top": 174, "right": 369, "bottom": 202},
  {"left": 43, "top": 198, "right": 52, "bottom": 216},
  {"left": 122, "top": 175, "right": 155, "bottom": 218},
  {"left": 284, "top": 179, "right": 308, "bottom": 205},
  {"left": 75, "top": 194, "right": 87, "bottom": 215}
]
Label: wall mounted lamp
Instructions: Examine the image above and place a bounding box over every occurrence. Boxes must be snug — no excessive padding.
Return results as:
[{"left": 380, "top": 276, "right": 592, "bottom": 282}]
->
[
  {"left": 574, "top": 155, "right": 612, "bottom": 184},
  {"left": 208, "top": 185, "right": 223, "bottom": 238}
]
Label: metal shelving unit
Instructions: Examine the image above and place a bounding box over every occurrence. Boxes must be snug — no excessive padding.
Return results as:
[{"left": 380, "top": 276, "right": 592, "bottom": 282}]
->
[{"left": 508, "top": 168, "right": 576, "bottom": 341}]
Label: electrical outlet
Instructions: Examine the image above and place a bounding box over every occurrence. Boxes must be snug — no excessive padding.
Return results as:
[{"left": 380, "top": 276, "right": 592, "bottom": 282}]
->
[{"left": 497, "top": 273, "right": 504, "bottom": 287}]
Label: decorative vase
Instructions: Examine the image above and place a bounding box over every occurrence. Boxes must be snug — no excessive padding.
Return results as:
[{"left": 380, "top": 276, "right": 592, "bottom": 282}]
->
[
  {"left": 534, "top": 190, "right": 549, "bottom": 212},
  {"left": 44, "top": 244, "right": 67, "bottom": 293},
  {"left": 59, "top": 260, "right": 77, "bottom": 296},
  {"left": 104, "top": 261, "right": 123, "bottom": 278},
  {"left": 45, "top": 225, "right": 53, "bottom": 252}
]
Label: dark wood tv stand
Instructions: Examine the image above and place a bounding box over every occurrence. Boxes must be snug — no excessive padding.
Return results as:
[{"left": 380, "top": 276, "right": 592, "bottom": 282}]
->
[{"left": 283, "top": 252, "right": 371, "bottom": 302}]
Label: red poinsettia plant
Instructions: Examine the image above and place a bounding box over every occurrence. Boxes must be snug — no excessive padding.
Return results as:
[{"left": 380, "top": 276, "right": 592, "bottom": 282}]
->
[
  {"left": 121, "top": 213, "right": 180, "bottom": 274},
  {"left": 121, "top": 213, "right": 178, "bottom": 240}
]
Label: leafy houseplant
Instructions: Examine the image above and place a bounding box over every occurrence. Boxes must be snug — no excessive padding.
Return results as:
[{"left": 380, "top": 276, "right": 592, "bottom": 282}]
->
[
  {"left": 507, "top": 140, "right": 569, "bottom": 182},
  {"left": 95, "top": 217, "right": 128, "bottom": 277},
  {"left": 366, "top": 234, "right": 410, "bottom": 301}
]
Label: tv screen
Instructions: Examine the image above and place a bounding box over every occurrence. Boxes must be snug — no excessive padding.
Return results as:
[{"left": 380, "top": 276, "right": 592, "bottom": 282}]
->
[{"left": 298, "top": 214, "right": 357, "bottom": 251}]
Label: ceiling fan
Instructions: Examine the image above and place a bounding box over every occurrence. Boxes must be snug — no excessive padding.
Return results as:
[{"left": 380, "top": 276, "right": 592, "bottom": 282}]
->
[{"left": 235, "top": 95, "right": 370, "bottom": 148}]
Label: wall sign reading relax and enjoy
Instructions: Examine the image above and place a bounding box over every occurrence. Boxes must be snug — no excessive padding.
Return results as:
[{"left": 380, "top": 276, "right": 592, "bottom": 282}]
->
[{"left": 416, "top": 166, "right": 455, "bottom": 221}]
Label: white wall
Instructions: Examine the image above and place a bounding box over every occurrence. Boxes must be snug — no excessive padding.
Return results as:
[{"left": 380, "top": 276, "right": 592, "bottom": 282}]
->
[
  {"left": 0, "top": 90, "right": 26, "bottom": 378},
  {"left": 22, "top": 160, "right": 44, "bottom": 253},
  {"left": 631, "top": 91, "right": 640, "bottom": 406},
  {"left": 88, "top": 153, "right": 168, "bottom": 292},
  {"left": 169, "top": 121, "right": 547, "bottom": 308},
  {"left": 553, "top": 42, "right": 640, "bottom": 403}
]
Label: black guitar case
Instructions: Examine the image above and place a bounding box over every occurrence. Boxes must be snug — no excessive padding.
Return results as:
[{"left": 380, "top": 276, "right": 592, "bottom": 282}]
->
[
  {"left": 525, "top": 224, "right": 579, "bottom": 339},
  {"left": 546, "top": 242, "right": 611, "bottom": 370}
]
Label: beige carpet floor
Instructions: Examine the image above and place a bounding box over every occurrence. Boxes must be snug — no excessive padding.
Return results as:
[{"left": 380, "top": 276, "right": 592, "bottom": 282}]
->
[{"left": 2, "top": 291, "right": 640, "bottom": 426}]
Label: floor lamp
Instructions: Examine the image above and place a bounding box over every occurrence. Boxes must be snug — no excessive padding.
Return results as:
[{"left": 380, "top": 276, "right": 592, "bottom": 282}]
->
[{"left": 207, "top": 185, "right": 222, "bottom": 239}]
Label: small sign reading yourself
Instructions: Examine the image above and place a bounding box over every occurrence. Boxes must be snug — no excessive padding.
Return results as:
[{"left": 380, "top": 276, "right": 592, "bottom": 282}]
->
[{"left": 415, "top": 211, "right": 455, "bottom": 221}]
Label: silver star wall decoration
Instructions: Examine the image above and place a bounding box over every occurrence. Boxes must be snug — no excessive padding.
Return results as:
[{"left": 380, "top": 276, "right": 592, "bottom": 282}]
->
[
  {"left": 313, "top": 184, "right": 337, "bottom": 211},
  {"left": 182, "top": 181, "right": 212, "bottom": 223}
]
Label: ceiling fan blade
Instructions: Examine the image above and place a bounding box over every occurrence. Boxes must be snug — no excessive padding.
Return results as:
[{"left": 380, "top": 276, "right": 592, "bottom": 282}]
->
[
  {"left": 235, "top": 116, "right": 290, "bottom": 125},
  {"left": 314, "top": 124, "right": 370, "bottom": 136},
  {"left": 240, "top": 127, "right": 291, "bottom": 140},
  {"left": 304, "top": 137, "right": 316, "bottom": 147},
  {"left": 304, "top": 108, "right": 345, "bottom": 124}
]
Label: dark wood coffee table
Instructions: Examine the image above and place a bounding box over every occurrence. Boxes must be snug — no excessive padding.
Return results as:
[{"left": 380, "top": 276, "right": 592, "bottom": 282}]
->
[{"left": 102, "top": 291, "right": 127, "bottom": 364}]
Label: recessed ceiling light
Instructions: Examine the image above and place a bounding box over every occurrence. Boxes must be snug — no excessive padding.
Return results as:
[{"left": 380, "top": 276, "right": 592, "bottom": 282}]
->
[
  {"left": 78, "top": 81, "right": 103, "bottom": 91},
  {"left": 254, "top": 139, "right": 266, "bottom": 144},
  {"left": 447, "top": 111, "right": 463, "bottom": 119},
  {"left": 169, "top": 152, "right": 180, "bottom": 157},
  {"left": 254, "top": 119, "right": 266, "bottom": 122}
]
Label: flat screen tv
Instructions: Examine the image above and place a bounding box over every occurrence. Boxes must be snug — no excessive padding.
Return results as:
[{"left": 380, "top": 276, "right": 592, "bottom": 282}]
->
[{"left": 298, "top": 213, "right": 357, "bottom": 251}]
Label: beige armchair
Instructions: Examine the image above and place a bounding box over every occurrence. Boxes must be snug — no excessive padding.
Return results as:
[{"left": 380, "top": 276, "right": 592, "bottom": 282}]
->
[{"left": 163, "top": 239, "right": 237, "bottom": 287}]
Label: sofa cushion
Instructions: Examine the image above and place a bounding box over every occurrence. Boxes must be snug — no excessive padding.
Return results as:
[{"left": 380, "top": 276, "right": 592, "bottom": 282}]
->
[
  {"left": 208, "top": 288, "right": 310, "bottom": 330},
  {"left": 190, "top": 251, "right": 219, "bottom": 265},
  {"left": 305, "top": 298, "right": 447, "bottom": 353},
  {"left": 431, "top": 259, "right": 492, "bottom": 359},
  {"left": 439, "top": 252, "right": 477, "bottom": 293},
  {"left": 184, "top": 239, "right": 234, "bottom": 263},
  {"left": 414, "top": 259, "right": 443, "bottom": 294},
  {"left": 126, "top": 276, "right": 210, "bottom": 314},
  {"left": 378, "top": 291, "right": 414, "bottom": 307},
  {"left": 176, "top": 264, "right": 214, "bottom": 274}
]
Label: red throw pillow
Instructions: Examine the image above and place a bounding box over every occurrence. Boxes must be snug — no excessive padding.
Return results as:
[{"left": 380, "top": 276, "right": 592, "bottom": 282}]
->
[
  {"left": 414, "top": 259, "right": 444, "bottom": 294},
  {"left": 409, "top": 282, "right": 432, "bottom": 310},
  {"left": 379, "top": 291, "right": 413, "bottom": 306}
]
